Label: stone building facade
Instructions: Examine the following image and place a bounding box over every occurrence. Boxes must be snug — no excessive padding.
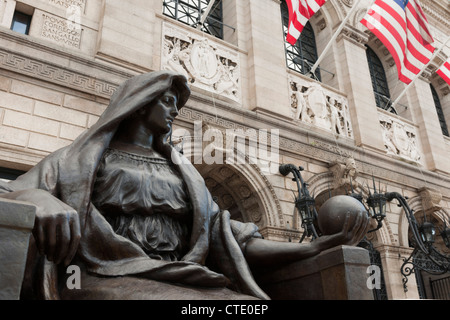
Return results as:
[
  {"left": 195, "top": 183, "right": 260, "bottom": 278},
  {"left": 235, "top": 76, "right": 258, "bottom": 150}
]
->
[{"left": 0, "top": 0, "right": 449, "bottom": 299}]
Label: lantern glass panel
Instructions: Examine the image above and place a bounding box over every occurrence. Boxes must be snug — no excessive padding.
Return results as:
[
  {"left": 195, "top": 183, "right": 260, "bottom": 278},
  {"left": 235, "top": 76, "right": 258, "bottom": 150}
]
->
[
  {"left": 420, "top": 222, "right": 436, "bottom": 244},
  {"left": 442, "top": 227, "right": 450, "bottom": 248}
]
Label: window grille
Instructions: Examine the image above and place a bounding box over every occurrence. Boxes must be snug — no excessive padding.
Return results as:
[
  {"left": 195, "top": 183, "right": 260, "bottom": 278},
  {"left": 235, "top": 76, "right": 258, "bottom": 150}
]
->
[
  {"left": 280, "top": 0, "right": 321, "bottom": 81},
  {"left": 366, "top": 46, "right": 395, "bottom": 113},
  {"left": 430, "top": 84, "right": 449, "bottom": 137},
  {"left": 163, "top": 0, "right": 223, "bottom": 39}
]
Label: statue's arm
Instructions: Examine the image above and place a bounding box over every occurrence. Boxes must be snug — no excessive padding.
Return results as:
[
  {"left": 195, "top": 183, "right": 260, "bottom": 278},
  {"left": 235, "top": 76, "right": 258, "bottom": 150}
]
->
[
  {"left": 0, "top": 189, "right": 81, "bottom": 266},
  {"left": 244, "top": 212, "right": 368, "bottom": 267}
]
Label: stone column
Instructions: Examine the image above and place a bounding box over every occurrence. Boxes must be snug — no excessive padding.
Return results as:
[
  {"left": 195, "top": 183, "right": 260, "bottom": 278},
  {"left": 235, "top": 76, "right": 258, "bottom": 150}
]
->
[
  {"left": 245, "top": 0, "right": 291, "bottom": 118},
  {"left": 407, "top": 76, "right": 450, "bottom": 173},
  {"left": 336, "top": 26, "right": 386, "bottom": 152},
  {"left": 96, "top": 0, "right": 155, "bottom": 70},
  {"left": 376, "top": 244, "right": 421, "bottom": 299},
  {"left": 0, "top": 0, "right": 15, "bottom": 29}
]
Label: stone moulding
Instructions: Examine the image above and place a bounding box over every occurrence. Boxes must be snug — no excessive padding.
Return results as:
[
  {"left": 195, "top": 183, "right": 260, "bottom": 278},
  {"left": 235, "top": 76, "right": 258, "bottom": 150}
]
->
[{"left": 0, "top": 47, "right": 119, "bottom": 98}]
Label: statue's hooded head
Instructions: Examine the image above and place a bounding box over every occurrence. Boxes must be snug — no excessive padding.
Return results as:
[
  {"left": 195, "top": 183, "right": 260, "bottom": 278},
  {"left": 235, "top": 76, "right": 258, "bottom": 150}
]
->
[{"left": 95, "top": 70, "right": 191, "bottom": 134}]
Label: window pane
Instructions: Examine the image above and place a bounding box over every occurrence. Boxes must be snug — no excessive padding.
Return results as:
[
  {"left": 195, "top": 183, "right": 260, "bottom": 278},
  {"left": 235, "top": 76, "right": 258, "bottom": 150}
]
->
[
  {"left": 366, "top": 46, "right": 394, "bottom": 113},
  {"left": 163, "top": 0, "right": 223, "bottom": 39},
  {"left": 11, "top": 11, "right": 32, "bottom": 35},
  {"left": 430, "top": 84, "right": 449, "bottom": 137},
  {"left": 280, "top": 0, "right": 321, "bottom": 81}
]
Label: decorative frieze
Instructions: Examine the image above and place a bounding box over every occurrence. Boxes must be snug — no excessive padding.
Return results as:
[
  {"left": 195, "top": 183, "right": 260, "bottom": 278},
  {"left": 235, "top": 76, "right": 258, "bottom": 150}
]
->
[
  {"left": 161, "top": 21, "right": 241, "bottom": 103},
  {"left": 289, "top": 76, "right": 353, "bottom": 138},
  {"left": 0, "top": 48, "right": 119, "bottom": 98},
  {"left": 379, "top": 113, "right": 421, "bottom": 164}
]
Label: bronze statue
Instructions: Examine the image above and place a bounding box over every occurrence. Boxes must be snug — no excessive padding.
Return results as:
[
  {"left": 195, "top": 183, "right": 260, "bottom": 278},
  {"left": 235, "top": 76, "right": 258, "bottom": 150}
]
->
[{"left": 0, "top": 71, "right": 369, "bottom": 300}]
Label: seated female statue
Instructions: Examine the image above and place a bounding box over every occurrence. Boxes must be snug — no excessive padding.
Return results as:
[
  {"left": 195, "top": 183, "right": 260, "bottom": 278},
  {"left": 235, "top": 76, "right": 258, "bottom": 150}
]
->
[{"left": 0, "top": 71, "right": 369, "bottom": 300}]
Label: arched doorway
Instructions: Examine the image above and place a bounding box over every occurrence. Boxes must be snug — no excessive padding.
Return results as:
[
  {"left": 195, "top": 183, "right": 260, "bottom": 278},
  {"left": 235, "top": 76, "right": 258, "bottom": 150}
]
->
[{"left": 193, "top": 162, "right": 284, "bottom": 239}]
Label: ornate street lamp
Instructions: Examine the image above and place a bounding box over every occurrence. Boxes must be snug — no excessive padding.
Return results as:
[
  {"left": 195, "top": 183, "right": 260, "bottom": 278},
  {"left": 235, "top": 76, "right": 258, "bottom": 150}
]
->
[
  {"left": 419, "top": 221, "right": 436, "bottom": 245},
  {"left": 365, "top": 190, "right": 450, "bottom": 291},
  {"left": 279, "top": 164, "right": 319, "bottom": 242},
  {"left": 440, "top": 222, "right": 450, "bottom": 249},
  {"left": 280, "top": 163, "right": 450, "bottom": 292},
  {"left": 366, "top": 178, "right": 387, "bottom": 233},
  {"left": 337, "top": 175, "right": 449, "bottom": 291}
]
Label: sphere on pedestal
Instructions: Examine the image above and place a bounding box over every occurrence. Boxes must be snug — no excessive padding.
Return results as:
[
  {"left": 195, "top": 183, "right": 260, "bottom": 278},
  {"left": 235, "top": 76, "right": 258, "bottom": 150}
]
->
[{"left": 317, "top": 195, "right": 369, "bottom": 235}]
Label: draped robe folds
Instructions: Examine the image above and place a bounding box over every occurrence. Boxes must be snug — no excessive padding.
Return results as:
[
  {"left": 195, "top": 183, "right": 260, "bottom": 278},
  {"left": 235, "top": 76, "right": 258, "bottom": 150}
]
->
[{"left": 0, "top": 71, "right": 269, "bottom": 300}]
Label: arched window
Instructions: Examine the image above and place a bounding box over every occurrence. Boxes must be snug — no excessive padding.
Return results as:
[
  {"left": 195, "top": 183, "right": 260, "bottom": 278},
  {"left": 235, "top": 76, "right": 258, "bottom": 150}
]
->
[
  {"left": 280, "top": 0, "right": 321, "bottom": 81},
  {"left": 163, "top": 0, "right": 223, "bottom": 39},
  {"left": 430, "top": 84, "right": 449, "bottom": 137},
  {"left": 366, "top": 46, "right": 395, "bottom": 113}
]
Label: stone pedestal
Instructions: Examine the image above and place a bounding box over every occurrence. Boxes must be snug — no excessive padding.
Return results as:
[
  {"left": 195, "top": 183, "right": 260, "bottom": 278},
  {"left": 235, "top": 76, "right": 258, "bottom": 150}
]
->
[
  {"left": 254, "top": 245, "right": 373, "bottom": 300},
  {"left": 0, "top": 198, "right": 36, "bottom": 300}
]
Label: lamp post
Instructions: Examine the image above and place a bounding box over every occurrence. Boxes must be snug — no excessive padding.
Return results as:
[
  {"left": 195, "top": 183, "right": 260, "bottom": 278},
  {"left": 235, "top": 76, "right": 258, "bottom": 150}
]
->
[
  {"left": 366, "top": 178, "right": 387, "bottom": 233},
  {"left": 363, "top": 190, "right": 450, "bottom": 291},
  {"left": 279, "top": 164, "right": 319, "bottom": 242},
  {"left": 439, "top": 221, "right": 450, "bottom": 249},
  {"left": 279, "top": 163, "right": 449, "bottom": 292}
]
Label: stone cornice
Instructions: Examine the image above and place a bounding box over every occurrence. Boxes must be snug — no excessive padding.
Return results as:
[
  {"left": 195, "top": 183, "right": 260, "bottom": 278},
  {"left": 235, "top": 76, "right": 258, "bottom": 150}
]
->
[
  {"left": 421, "top": 0, "right": 450, "bottom": 30},
  {"left": 0, "top": 29, "right": 136, "bottom": 98}
]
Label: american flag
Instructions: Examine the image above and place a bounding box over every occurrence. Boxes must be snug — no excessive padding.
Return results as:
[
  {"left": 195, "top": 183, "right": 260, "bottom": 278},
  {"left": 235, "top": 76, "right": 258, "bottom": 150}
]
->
[
  {"left": 361, "top": 0, "right": 435, "bottom": 84},
  {"left": 286, "top": 0, "right": 327, "bottom": 45},
  {"left": 437, "top": 58, "right": 450, "bottom": 86}
]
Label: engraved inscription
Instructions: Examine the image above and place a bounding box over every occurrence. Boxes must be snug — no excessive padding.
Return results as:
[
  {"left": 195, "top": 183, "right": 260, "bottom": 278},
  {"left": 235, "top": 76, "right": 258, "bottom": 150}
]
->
[
  {"left": 48, "top": 0, "right": 86, "bottom": 11},
  {"left": 41, "top": 13, "right": 82, "bottom": 49}
]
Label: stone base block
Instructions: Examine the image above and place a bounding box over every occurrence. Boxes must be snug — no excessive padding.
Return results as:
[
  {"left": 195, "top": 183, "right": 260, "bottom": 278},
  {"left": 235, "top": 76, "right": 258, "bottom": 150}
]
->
[
  {"left": 254, "top": 245, "right": 374, "bottom": 300},
  {"left": 0, "top": 198, "right": 36, "bottom": 300}
]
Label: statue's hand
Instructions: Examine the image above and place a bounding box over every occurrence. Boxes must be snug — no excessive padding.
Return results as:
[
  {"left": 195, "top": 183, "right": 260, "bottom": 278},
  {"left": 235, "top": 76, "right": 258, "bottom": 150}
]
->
[
  {"left": 0, "top": 189, "right": 81, "bottom": 265},
  {"left": 315, "top": 211, "right": 369, "bottom": 251}
]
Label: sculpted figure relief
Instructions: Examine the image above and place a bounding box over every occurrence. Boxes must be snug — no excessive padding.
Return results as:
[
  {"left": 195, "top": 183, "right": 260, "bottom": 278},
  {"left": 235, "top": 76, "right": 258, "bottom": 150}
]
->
[
  {"left": 379, "top": 117, "right": 421, "bottom": 163},
  {"left": 290, "top": 80, "right": 353, "bottom": 138},
  {"left": 0, "top": 71, "right": 369, "bottom": 300}
]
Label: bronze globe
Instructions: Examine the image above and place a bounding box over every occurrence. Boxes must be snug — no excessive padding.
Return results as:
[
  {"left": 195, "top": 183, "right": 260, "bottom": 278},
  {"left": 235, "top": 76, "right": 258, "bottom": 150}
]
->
[{"left": 318, "top": 195, "right": 369, "bottom": 236}]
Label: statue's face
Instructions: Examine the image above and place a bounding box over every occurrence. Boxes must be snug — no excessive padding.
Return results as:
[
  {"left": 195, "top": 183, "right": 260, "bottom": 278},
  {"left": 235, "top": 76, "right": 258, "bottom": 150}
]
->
[{"left": 141, "top": 89, "right": 179, "bottom": 134}]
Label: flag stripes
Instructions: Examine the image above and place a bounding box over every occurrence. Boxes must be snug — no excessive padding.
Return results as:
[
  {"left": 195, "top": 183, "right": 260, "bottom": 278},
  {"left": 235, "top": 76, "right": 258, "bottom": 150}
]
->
[
  {"left": 437, "top": 59, "right": 450, "bottom": 86},
  {"left": 361, "top": 0, "right": 435, "bottom": 84},
  {"left": 286, "top": 0, "right": 327, "bottom": 45}
]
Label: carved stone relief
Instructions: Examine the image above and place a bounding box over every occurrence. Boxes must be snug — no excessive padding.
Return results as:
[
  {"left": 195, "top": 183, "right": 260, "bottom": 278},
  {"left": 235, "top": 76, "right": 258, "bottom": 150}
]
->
[
  {"left": 162, "top": 21, "right": 241, "bottom": 103},
  {"left": 329, "top": 157, "right": 367, "bottom": 194},
  {"left": 289, "top": 77, "right": 353, "bottom": 138},
  {"left": 379, "top": 113, "right": 421, "bottom": 164}
]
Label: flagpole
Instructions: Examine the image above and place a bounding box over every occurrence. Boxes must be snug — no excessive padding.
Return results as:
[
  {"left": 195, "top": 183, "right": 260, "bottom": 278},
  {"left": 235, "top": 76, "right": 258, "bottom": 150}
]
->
[
  {"left": 197, "top": 0, "right": 216, "bottom": 29},
  {"left": 392, "top": 35, "right": 450, "bottom": 108},
  {"left": 310, "top": 0, "right": 375, "bottom": 76}
]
